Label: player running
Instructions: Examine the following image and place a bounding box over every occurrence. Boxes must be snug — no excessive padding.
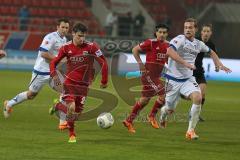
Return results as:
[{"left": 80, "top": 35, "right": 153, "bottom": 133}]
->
[
  {"left": 123, "top": 24, "right": 194, "bottom": 133},
  {"left": 50, "top": 22, "right": 108, "bottom": 143},
  {"left": 160, "top": 18, "right": 231, "bottom": 140},
  {"left": 3, "top": 18, "right": 70, "bottom": 118}
]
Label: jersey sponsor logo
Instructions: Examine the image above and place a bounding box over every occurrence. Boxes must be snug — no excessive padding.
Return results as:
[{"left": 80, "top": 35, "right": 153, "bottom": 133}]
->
[
  {"left": 157, "top": 53, "right": 167, "bottom": 60},
  {"left": 70, "top": 56, "right": 85, "bottom": 63}
]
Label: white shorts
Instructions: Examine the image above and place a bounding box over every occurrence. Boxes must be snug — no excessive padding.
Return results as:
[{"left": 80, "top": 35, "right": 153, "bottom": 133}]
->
[
  {"left": 29, "top": 73, "right": 50, "bottom": 93},
  {"left": 165, "top": 76, "right": 201, "bottom": 110}
]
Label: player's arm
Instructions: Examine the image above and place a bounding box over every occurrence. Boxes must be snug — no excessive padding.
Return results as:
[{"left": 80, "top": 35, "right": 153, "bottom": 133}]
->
[
  {"left": 132, "top": 45, "right": 147, "bottom": 74},
  {"left": 92, "top": 43, "right": 108, "bottom": 88},
  {"left": 0, "top": 50, "right": 7, "bottom": 59},
  {"left": 39, "top": 34, "right": 56, "bottom": 62},
  {"left": 209, "top": 50, "right": 232, "bottom": 73},
  {"left": 50, "top": 47, "right": 66, "bottom": 77},
  {"left": 95, "top": 55, "right": 108, "bottom": 88},
  {"left": 41, "top": 51, "right": 56, "bottom": 62},
  {"left": 167, "top": 47, "right": 195, "bottom": 70}
]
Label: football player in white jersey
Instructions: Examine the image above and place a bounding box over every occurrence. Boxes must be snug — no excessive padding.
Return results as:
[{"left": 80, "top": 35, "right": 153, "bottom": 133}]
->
[
  {"left": 160, "top": 18, "right": 231, "bottom": 140},
  {"left": 3, "top": 18, "right": 70, "bottom": 119}
]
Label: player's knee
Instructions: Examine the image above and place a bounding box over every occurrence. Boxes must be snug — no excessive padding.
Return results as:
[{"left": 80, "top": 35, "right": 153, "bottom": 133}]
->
[
  {"left": 157, "top": 96, "right": 165, "bottom": 105},
  {"left": 139, "top": 97, "right": 150, "bottom": 106},
  {"left": 191, "top": 92, "right": 202, "bottom": 104},
  {"left": 27, "top": 91, "right": 37, "bottom": 100}
]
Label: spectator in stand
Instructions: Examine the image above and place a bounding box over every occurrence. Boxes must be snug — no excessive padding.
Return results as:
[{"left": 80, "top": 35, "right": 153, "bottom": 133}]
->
[
  {"left": 133, "top": 11, "right": 145, "bottom": 37},
  {"left": 18, "top": 5, "right": 30, "bottom": 31},
  {"left": 105, "top": 10, "right": 118, "bottom": 37}
]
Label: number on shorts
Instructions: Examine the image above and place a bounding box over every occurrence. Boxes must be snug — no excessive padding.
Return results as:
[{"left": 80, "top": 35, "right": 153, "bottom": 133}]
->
[{"left": 81, "top": 96, "right": 86, "bottom": 105}]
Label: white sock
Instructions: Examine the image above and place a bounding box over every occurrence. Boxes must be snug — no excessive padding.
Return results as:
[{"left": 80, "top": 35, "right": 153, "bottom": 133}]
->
[
  {"left": 7, "top": 91, "right": 28, "bottom": 108},
  {"left": 160, "top": 106, "right": 168, "bottom": 121},
  {"left": 188, "top": 104, "right": 201, "bottom": 132},
  {"left": 59, "top": 111, "right": 66, "bottom": 125}
]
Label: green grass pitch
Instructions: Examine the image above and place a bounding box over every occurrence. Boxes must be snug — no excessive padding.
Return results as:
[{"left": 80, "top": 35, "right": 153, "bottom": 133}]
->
[{"left": 0, "top": 70, "right": 240, "bottom": 160}]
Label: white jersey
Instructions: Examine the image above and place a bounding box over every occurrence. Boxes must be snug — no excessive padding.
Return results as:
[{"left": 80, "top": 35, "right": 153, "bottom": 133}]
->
[
  {"left": 33, "top": 31, "right": 67, "bottom": 74},
  {"left": 166, "top": 34, "right": 210, "bottom": 79}
]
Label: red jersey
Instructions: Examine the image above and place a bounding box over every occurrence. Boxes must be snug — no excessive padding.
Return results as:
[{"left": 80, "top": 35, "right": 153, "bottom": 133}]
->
[
  {"left": 50, "top": 41, "right": 108, "bottom": 86},
  {"left": 139, "top": 39, "right": 169, "bottom": 78}
]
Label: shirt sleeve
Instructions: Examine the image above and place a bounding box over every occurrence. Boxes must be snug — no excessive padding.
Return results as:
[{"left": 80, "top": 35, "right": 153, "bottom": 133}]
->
[
  {"left": 139, "top": 39, "right": 151, "bottom": 51},
  {"left": 200, "top": 41, "right": 211, "bottom": 54},
  {"left": 169, "top": 35, "right": 184, "bottom": 51},
  {"left": 39, "top": 34, "right": 56, "bottom": 52},
  {"left": 50, "top": 46, "right": 67, "bottom": 77},
  {"left": 91, "top": 43, "right": 103, "bottom": 57}
]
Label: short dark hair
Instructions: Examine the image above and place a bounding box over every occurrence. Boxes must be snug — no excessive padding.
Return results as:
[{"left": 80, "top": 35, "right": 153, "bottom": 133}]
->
[
  {"left": 155, "top": 23, "right": 169, "bottom": 32},
  {"left": 201, "top": 23, "right": 213, "bottom": 31},
  {"left": 72, "top": 22, "right": 88, "bottom": 33},
  {"left": 185, "top": 18, "right": 198, "bottom": 28},
  {"left": 57, "top": 18, "right": 70, "bottom": 25}
]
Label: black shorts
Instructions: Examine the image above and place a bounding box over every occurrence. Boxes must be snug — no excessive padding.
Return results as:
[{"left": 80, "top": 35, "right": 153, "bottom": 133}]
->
[{"left": 193, "top": 72, "right": 207, "bottom": 84}]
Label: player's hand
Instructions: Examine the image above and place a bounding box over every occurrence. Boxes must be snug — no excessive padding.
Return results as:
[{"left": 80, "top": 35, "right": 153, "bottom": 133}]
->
[
  {"left": 0, "top": 50, "right": 7, "bottom": 59},
  {"left": 216, "top": 65, "right": 232, "bottom": 73},
  {"left": 100, "top": 83, "right": 108, "bottom": 89},
  {"left": 139, "top": 63, "right": 149, "bottom": 75}
]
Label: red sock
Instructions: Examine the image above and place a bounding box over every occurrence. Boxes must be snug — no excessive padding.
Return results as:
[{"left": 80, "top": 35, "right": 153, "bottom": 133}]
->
[
  {"left": 149, "top": 100, "right": 164, "bottom": 118},
  {"left": 126, "top": 102, "right": 144, "bottom": 123},
  {"left": 67, "top": 121, "right": 75, "bottom": 137},
  {"left": 55, "top": 102, "right": 67, "bottom": 114}
]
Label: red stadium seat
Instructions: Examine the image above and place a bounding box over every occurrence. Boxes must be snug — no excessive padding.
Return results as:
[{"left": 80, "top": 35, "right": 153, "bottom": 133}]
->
[
  {"left": 9, "top": 7, "right": 18, "bottom": 15},
  {"left": 51, "top": 0, "right": 60, "bottom": 7},
  {"left": 12, "top": 0, "right": 21, "bottom": 6}
]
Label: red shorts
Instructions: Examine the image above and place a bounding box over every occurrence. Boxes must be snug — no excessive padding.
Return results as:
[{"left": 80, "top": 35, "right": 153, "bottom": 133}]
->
[
  {"left": 62, "top": 82, "right": 89, "bottom": 113},
  {"left": 141, "top": 74, "right": 165, "bottom": 98}
]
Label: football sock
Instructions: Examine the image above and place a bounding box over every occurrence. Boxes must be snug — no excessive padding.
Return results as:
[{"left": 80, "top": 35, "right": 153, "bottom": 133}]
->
[
  {"left": 59, "top": 111, "right": 67, "bottom": 124},
  {"left": 201, "top": 98, "right": 205, "bottom": 106},
  {"left": 67, "top": 121, "right": 75, "bottom": 137},
  {"left": 126, "top": 102, "right": 144, "bottom": 123},
  {"left": 149, "top": 100, "right": 164, "bottom": 118},
  {"left": 188, "top": 104, "right": 201, "bottom": 131},
  {"left": 7, "top": 91, "right": 28, "bottom": 108}
]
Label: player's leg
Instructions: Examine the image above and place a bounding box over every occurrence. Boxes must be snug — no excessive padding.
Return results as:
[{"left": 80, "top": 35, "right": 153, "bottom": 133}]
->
[
  {"left": 198, "top": 82, "right": 206, "bottom": 121},
  {"left": 148, "top": 95, "right": 165, "bottom": 129},
  {"left": 123, "top": 96, "right": 150, "bottom": 133},
  {"left": 180, "top": 77, "right": 202, "bottom": 140},
  {"left": 159, "top": 80, "right": 180, "bottom": 128},
  {"left": 3, "top": 74, "right": 48, "bottom": 118}
]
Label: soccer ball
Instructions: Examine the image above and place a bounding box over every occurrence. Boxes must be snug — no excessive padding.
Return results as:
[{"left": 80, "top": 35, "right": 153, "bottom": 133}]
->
[{"left": 97, "top": 112, "right": 114, "bottom": 129}]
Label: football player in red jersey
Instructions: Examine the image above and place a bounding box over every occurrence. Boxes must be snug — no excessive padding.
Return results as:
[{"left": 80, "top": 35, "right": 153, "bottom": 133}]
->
[
  {"left": 123, "top": 24, "right": 169, "bottom": 133},
  {"left": 50, "top": 23, "right": 108, "bottom": 143}
]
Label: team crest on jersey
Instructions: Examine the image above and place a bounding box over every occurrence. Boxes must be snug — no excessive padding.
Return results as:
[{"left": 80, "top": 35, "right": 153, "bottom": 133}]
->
[
  {"left": 45, "top": 41, "right": 49, "bottom": 45},
  {"left": 174, "top": 40, "right": 178, "bottom": 44}
]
